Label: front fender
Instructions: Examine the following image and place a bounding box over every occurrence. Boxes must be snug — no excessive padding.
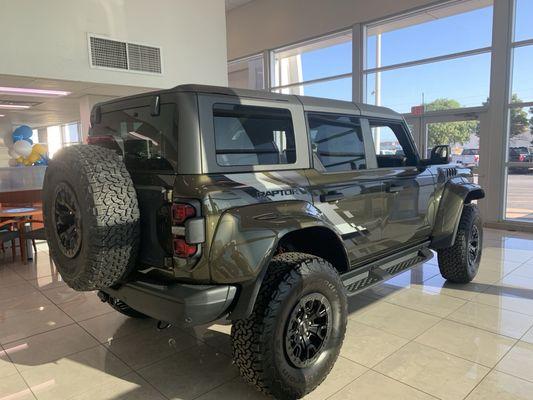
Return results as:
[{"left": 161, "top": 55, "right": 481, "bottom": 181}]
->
[
  {"left": 208, "top": 200, "right": 345, "bottom": 320},
  {"left": 431, "top": 177, "right": 484, "bottom": 249}
]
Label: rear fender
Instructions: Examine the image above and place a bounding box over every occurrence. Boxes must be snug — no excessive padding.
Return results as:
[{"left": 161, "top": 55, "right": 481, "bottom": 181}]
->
[
  {"left": 208, "top": 200, "right": 347, "bottom": 319},
  {"left": 431, "top": 177, "right": 484, "bottom": 249}
]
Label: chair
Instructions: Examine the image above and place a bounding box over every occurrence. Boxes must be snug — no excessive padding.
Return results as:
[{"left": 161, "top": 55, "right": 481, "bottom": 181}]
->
[
  {"left": 0, "top": 219, "right": 19, "bottom": 260},
  {"left": 20, "top": 219, "right": 46, "bottom": 263}
]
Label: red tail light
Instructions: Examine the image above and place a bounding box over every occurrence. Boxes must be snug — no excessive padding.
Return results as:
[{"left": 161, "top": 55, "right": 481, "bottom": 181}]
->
[
  {"left": 172, "top": 203, "right": 196, "bottom": 225},
  {"left": 519, "top": 154, "right": 526, "bottom": 162},
  {"left": 171, "top": 202, "right": 199, "bottom": 258},
  {"left": 173, "top": 238, "right": 197, "bottom": 257}
]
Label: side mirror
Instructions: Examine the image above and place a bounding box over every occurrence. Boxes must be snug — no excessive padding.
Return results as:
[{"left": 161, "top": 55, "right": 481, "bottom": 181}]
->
[
  {"left": 430, "top": 145, "right": 451, "bottom": 164},
  {"left": 420, "top": 145, "right": 451, "bottom": 166}
]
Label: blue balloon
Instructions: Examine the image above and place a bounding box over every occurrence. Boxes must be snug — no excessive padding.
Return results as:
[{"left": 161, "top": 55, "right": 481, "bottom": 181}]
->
[
  {"left": 24, "top": 138, "right": 33, "bottom": 145},
  {"left": 12, "top": 125, "right": 33, "bottom": 142}
]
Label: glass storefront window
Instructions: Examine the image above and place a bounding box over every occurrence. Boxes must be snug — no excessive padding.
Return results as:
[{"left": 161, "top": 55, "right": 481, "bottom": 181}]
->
[
  {"left": 366, "top": 1, "right": 493, "bottom": 69},
  {"left": 271, "top": 31, "right": 352, "bottom": 96},
  {"left": 426, "top": 120, "right": 480, "bottom": 170},
  {"left": 505, "top": 106, "right": 533, "bottom": 221},
  {"left": 273, "top": 77, "right": 352, "bottom": 101},
  {"left": 228, "top": 54, "right": 265, "bottom": 90},
  {"left": 365, "top": 53, "right": 491, "bottom": 113},
  {"left": 510, "top": 45, "right": 533, "bottom": 103},
  {"left": 514, "top": 0, "right": 533, "bottom": 42}
]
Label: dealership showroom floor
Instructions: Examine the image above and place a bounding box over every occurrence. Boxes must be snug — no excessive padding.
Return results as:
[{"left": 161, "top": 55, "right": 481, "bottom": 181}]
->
[{"left": 1, "top": 229, "right": 533, "bottom": 400}]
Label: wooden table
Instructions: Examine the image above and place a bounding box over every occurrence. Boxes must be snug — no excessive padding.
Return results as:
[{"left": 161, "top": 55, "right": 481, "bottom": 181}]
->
[
  {"left": 0, "top": 207, "right": 42, "bottom": 219},
  {"left": 0, "top": 206, "right": 42, "bottom": 261}
]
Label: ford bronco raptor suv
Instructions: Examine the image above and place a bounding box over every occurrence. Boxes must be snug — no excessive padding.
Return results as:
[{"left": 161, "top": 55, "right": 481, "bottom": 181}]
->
[{"left": 43, "top": 85, "right": 484, "bottom": 399}]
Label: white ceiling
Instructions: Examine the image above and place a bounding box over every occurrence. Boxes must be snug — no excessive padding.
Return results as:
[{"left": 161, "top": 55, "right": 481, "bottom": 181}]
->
[
  {"left": 0, "top": 75, "right": 156, "bottom": 128},
  {"left": 225, "top": 0, "right": 254, "bottom": 11}
]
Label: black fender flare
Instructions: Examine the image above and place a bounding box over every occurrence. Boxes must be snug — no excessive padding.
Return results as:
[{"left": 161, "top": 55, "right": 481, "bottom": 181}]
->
[{"left": 430, "top": 177, "right": 485, "bottom": 249}]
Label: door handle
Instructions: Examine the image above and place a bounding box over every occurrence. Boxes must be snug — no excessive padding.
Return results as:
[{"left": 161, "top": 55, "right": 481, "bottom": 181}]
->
[
  {"left": 386, "top": 184, "right": 403, "bottom": 193},
  {"left": 320, "top": 191, "right": 344, "bottom": 202}
]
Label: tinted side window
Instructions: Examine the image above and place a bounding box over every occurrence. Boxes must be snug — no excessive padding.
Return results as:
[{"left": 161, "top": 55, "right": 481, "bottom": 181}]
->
[
  {"left": 213, "top": 104, "right": 296, "bottom": 166},
  {"left": 370, "top": 121, "right": 417, "bottom": 167},
  {"left": 308, "top": 113, "right": 366, "bottom": 172},
  {"left": 89, "top": 103, "right": 177, "bottom": 171}
]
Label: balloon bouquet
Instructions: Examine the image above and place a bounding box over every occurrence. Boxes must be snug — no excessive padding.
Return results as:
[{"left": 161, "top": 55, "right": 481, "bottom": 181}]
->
[{"left": 3, "top": 125, "right": 48, "bottom": 167}]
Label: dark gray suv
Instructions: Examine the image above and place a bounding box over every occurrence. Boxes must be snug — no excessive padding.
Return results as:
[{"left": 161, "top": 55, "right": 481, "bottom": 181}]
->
[{"left": 43, "top": 85, "right": 485, "bottom": 399}]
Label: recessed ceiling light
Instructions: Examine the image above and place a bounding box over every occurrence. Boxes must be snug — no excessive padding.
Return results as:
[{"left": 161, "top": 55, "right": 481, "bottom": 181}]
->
[
  {"left": 0, "top": 104, "right": 31, "bottom": 110},
  {"left": 0, "top": 114, "right": 4, "bottom": 117},
  {"left": 0, "top": 86, "right": 70, "bottom": 97}
]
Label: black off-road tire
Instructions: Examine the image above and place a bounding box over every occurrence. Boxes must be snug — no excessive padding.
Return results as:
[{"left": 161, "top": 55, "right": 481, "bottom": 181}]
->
[
  {"left": 437, "top": 204, "right": 483, "bottom": 283},
  {"left": 43, "top": 145, "right": 140, "bottom": 291},
  {"left": 231, "top": 252, "right": 347, "bottom": 400}
]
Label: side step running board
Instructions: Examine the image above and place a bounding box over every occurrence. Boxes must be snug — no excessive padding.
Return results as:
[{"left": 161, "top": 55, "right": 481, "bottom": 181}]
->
[{"left": 341, "top": 244, "right": 433, "bottom": 296}]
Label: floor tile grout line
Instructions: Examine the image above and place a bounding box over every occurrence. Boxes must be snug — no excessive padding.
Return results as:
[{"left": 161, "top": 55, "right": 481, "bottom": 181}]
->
[
  {"left": 365, "top": 369, "right": 442, "bottom": 400},
  {"left": 347, "top": 304, "right": 444, "bottom": 342},
  {"left": 382, "top": 295, "right": 466, "bottom": 321},
  {"left": 10, "top": 297, "right": 171, "bottom": 400},
  {"left": 4, "top": 237, "right": 533, "bottom": 399},
  {"left": 458, "top": 311, "right": 533, "bottom": 399},
  {"left": 76, "top": 317, "right": 155, "bottom": 345},
  {"left": 319, "top": 364, "right": 368, "bottom": 400},
  {"left": 367, "top": 340, "right": 490, "bottom": 400},
  {"left": 0, "top": 320, "right": 78, "bottom": 348},
  {"left": 363, "top": 309, "right": 499, "bottom": 399},
  {"left": 188, "top": 375, "right": 243, "bottom": 400},
  {"left": 1, "top": 341, "right": 45, "bottom": 400},
  {"left": 443, "top": 312, "right": 533, "bottom": 342},
  {"left": 467, "top": 252, "right": 533, "bottom": 393}
]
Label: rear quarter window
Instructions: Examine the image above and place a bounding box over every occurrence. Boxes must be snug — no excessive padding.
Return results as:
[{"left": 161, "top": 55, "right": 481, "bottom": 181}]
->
[
  {"left": 213, "top": 104, "right": 296, "bottom": 166},
  {"left": 89, "top": 103, "right": 177, "bottom": 171}
]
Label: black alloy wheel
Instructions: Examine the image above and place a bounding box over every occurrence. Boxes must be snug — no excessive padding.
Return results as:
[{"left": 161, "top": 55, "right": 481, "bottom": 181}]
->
[
  {"left": 53, "top": 182, "right": 82, "bottom": 258},
  {"left": 285, "top": 293, "right": 332, "bottom": 368}
]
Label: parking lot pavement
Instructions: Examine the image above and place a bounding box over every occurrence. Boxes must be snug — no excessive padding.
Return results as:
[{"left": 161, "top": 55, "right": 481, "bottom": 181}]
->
[{"left": 506, "top": 173, "right": 533, "bottom": 221}]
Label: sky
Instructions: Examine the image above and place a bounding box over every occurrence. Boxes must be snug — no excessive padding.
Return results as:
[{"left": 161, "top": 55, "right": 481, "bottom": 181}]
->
[{"left": 296, "top": 1, "right": 533, "bottom": 114}]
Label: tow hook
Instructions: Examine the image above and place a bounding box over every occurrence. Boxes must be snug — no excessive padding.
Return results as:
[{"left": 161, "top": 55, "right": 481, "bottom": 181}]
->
[{"left": 157, "top": 321, "right": 172, "bottom": 330}]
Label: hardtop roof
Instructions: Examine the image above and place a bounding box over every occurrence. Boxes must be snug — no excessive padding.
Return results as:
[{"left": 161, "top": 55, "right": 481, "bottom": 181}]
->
[{"left": 94, "top": 84, "right": 403, "bottom": 120}]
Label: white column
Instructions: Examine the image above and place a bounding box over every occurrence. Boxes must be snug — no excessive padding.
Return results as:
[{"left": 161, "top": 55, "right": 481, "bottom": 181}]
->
[
  {"left": 481, "top": 0, "right": 513, "bottom": 223},
  {"left": 374, "top": 33, "right": 382, "bottom": 153},
  {"left": 352, "top": 23, "right": 364, "bottom": 103},
  {"left": 79, "top": 95, "right": 114, "bottom": 141}
]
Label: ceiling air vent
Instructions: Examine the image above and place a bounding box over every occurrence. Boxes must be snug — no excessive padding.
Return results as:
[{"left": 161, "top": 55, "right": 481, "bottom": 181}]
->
[
  {"left": 89, "top": 36, "right": 128, "bottom": 70},
  {"left": 127, "top": 43, "right": 162, "bottom": 74},
  {"left": 88, "top": 34, "right": 162, "bottom": 74}
]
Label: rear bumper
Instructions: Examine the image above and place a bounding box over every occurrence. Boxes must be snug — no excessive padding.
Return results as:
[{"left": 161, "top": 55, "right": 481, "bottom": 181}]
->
[{"left": 102, "top": 281, "right": 237, "bottom": 327}]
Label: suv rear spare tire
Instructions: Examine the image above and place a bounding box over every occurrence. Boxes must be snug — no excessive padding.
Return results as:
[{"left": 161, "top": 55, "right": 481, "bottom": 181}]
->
[{"left": 43, "top": 145, "right": 140, "bottom": 291}]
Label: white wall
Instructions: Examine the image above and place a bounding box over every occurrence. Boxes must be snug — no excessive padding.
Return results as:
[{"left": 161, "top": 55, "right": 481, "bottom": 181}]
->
[
  {"left": 0, "top": 118, "right": 14, "bottom": 167},
  {"left": 226, "top": 0, "right": 443, "bottom": 60},
  {"left": 0, "top": 0, "right": 228, "bottom": 88}
]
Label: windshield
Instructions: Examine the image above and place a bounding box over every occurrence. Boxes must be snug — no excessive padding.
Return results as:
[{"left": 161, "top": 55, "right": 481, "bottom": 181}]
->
[{"left": 89, "top": 103, "right": 177, "bottom": 172}]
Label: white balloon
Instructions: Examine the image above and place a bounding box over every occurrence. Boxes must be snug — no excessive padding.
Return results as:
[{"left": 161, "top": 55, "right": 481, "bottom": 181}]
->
[
  {"left": 8, "top": 148, "right": 20, "bottom": 159},
  {"left": 2, "top": 131, "right": 13, "bottom": 148},
  {"left": 13, "top": 140, "right": 32, "bottom": 157}
]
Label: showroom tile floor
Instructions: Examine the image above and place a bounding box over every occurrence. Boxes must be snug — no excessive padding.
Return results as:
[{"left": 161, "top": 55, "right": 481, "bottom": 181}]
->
[{"left": 2, "top": 229, "right": 533, "bottom": 399}]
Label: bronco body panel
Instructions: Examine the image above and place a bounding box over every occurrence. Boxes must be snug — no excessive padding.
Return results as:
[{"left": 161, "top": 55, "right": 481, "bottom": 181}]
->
[{"left": 90, "top": 84, "right": 484, "bottom": 325}]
